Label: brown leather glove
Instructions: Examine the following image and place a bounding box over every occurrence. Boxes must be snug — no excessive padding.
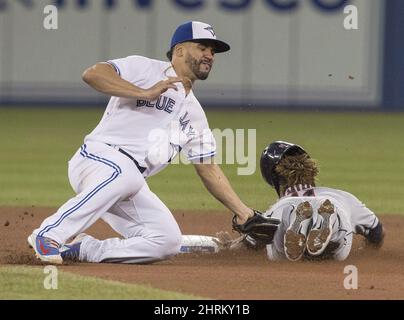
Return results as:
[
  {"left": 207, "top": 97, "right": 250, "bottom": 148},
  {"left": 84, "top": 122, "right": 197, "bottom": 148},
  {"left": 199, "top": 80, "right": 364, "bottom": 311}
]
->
[{"left": 232, "top": 210, "right": 280, "bottom": 245}]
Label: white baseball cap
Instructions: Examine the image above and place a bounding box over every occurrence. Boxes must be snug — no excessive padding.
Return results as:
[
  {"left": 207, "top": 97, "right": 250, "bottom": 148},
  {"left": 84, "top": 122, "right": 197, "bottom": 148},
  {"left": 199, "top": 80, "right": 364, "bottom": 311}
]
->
[{"left": 167, "top": 21, "right": 230, "bottom": 59}]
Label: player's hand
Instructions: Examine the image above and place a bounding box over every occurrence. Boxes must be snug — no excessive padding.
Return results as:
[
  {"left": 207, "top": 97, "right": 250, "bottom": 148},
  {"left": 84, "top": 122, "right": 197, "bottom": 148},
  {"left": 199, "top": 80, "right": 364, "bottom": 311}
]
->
[
  {"left": 232, "top": 210, "right": 280, "bottom": 245},
  {"left": 142, "top": 77, "right": 183, "bottom": 101}
]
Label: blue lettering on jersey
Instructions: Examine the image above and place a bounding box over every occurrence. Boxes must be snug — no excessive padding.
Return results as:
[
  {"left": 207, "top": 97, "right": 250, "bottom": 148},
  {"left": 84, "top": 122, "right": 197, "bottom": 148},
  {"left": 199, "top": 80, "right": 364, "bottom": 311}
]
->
[
  {"left": 156, "top": 96, "right": 167, "bottom": 110},
  {"left": 187, "top": 125, "right": 196, "bottom": 136},
  {"left": 146, "top": 100, "right": 155, "bottom": 108},
  {"left": 178, "top": 113, "right": 196, "bottom": 139},
  {"left": 136, "top": 100, "right": 147, "bottom": 107},
  {"left": 136, "top": 96, "right": 175, "bottom": 113},
  {"left": 165, "top": 98, "right": 175, "bottom": 113},
  {"left": 179, "top": 112, "right": 190, "bottom": 131}
]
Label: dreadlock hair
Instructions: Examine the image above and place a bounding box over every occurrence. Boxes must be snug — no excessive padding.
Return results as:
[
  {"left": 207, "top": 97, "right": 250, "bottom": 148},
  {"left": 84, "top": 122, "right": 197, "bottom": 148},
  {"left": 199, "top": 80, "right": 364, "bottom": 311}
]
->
[{"left": 275, "top": 153, "right": 319, "bottom": 195}]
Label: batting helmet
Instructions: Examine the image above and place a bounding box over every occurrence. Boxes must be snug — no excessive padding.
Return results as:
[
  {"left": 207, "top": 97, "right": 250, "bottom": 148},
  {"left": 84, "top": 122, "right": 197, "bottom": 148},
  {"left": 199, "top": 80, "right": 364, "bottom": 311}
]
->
[{"left": 260, "top": 141, "right": 308, "bottom": 196}]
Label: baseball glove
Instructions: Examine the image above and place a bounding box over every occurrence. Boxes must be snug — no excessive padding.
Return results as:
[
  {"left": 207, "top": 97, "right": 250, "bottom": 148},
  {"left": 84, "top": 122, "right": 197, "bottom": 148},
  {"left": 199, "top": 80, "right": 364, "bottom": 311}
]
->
[{"left": 232, "top": 210, "right": 280, "bottom": 245}]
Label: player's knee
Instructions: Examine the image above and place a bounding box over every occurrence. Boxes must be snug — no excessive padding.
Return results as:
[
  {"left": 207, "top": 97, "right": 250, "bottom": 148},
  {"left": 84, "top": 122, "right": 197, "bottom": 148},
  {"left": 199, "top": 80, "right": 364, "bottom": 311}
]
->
[
  {"left": 163, "top": 232, "right": 182, "bottom": 257},
  {"left": 153, "top": 232, "right": 182, "bottom": 260}
]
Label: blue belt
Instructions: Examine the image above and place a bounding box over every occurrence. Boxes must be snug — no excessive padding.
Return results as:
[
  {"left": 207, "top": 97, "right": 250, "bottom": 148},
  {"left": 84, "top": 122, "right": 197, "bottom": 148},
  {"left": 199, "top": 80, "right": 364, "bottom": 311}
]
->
[{"left": 107, "top": 144, "right": 146, "bottom": 174}]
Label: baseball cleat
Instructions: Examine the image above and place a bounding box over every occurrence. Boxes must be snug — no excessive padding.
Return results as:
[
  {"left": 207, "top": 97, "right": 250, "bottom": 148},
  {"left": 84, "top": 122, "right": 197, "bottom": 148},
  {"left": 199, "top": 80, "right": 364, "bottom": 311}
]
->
[
  {"left": 284, "top": 201, "right": 313, "bottom": 261},
  {"left": 27, "top": 233, "right": 63, "bottom": 264},
  {"left": 306, "top": 199, "right": 335, "bottom": 256},
  {"left": 60, "top": 233, "right": 87, "bottom": 262}
]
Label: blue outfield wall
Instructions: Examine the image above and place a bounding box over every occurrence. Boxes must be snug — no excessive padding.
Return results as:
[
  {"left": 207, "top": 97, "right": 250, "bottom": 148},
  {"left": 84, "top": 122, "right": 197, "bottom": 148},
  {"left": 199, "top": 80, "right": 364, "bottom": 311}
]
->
[{"left": 383, "top": 0, "right": 404, "bottom": 110}]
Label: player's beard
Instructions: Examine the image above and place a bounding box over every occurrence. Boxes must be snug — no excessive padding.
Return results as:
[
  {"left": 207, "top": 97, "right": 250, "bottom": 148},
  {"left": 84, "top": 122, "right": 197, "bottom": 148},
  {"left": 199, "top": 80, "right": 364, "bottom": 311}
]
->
[{"left": 185, "top": 53, "right": 212, "bottom": 80}]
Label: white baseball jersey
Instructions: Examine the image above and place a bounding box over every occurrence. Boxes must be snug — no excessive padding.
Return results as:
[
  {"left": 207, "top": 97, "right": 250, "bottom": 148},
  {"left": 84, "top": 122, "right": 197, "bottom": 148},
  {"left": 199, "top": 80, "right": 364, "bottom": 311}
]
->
[
  {"left": 84, "top": 55, "right": 216, "bottom": 178},
  {"left": 268, "top": 185, "right": 379, "bottom": 231},
  {"left": 264, "top": 184, "right": 379, "bottom": 261}
]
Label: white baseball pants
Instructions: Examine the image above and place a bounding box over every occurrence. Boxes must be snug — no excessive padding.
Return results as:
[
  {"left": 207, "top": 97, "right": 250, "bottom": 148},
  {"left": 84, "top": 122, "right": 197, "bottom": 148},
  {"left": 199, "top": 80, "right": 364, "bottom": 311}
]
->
[{"left": 33, "top": 141, "right": 182, "bottom": 263}]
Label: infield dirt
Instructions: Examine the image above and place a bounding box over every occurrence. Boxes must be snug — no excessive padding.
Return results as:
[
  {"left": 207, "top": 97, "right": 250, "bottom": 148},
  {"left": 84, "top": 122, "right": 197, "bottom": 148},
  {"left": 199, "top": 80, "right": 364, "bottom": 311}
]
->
[{"left": 1, "top": 207, "right": 403, "bottom": 299}]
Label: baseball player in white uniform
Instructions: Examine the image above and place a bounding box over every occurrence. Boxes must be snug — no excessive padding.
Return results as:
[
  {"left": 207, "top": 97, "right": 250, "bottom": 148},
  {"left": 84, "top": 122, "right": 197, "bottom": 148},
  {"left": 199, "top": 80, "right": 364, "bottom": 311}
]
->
[
  {"left": 261, "top": 141, "right": 385, "bottom": 261},
  {"left": 28, "top": 21, "right": 256, "bottom": 264},
  {"left": 218, "top": 141, "right": 385, "bottom": 262}
]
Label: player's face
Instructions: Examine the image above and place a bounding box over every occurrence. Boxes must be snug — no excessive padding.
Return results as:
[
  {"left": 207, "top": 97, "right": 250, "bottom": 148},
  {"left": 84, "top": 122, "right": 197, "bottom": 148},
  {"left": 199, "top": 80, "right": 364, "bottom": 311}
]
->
[{"left": 185, "top": 42, "right": 216, "bottom": 80}]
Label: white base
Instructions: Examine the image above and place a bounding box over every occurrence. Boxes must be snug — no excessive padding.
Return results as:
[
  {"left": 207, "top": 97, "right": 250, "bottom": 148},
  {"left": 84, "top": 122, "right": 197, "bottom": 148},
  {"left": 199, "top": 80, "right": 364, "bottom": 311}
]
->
[{"left": 180, "top": 235, "right": 220, "bottom": 253}]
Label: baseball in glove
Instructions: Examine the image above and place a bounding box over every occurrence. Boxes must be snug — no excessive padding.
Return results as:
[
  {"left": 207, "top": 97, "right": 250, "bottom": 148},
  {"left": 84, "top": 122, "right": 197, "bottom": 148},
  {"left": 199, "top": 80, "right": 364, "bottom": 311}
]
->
[{"left": 232, "top": 210, "right": 280, "bottom": 245}]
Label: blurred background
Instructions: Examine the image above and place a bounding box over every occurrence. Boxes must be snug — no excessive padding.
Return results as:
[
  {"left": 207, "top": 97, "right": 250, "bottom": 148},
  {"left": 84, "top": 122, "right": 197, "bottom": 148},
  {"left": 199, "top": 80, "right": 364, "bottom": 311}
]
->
[
  {"left": 0, "top": 0, "right": 403, "bottom": 109},
  {"left": 0, "top": 0, "right": 403, "bottom": 213}
]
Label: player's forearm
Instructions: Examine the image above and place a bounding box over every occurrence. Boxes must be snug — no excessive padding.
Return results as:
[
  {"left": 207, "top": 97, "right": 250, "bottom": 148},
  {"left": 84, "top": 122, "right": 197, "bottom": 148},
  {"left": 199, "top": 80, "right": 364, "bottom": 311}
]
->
[
  {"left": 194, "top": 163, "right": 252, "bottom": 221},
  {"left": 82, "top": 63, "right": 146, "bottom": 99}
]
